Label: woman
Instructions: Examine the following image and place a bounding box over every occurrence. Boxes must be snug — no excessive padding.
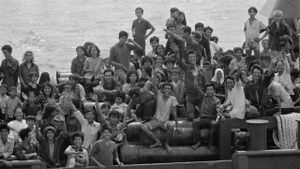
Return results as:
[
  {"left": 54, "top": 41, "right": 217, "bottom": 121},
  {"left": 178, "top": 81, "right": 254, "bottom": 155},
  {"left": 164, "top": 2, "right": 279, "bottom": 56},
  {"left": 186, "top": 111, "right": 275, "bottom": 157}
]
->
[
  {"left": 122, "top": 71, "right": 139, "bottom": 95},
  {"left": 38, "top": 72, "right": 51, "bottom": 86},
  {"left": 155, "top": 44, "right": 165, "bottom": 59},
  {"left": 71, "top": 46, "right": 87, "bottom": 78},
  {"left": 266, "top": 10, "right": 292, "bottom": 61},
  {"left": 35, "top": 82, "right": 57, "bottom": 109},
  {"left": 176, "top": 11, "right": 187, "bottom": 34},
  {"left": 19, "top": 51, "right": 39, "bottom": 94},
  {"left": 211, "top": 68, "right": 225, "bottom": 102}
]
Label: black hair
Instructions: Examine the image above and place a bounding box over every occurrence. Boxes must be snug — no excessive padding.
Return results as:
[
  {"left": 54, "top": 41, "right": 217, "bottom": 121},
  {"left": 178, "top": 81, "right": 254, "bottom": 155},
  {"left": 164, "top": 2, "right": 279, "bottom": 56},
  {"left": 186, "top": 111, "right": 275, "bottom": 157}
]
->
[
  {"left": 141, "top": 56, "right": 153, "bottom": 66},
  {"left": 233, "top": 47, "right": 243, "bottom": 54},
  {"left": 195, "top": 22, "right": 204, "bottom": 30},
  {"left": 19, "top": 128, "right": 31, "bottom": 141},
  {"left": 204, "top": 26, "right": 213, "bottom": 33},
  {"left": 43, "top": 105, "right": 57, "bottom": 120},
  {"left": 119, "top": 31, "right": 129, "bottom": 39},
  {"left": 166, "top": 23, "right": 176, "bottom": 29},
  {"left": 264, "top": 72, "right": 275, "bottom": 86},
  {"left": 71, "top": 132, "right": 84, "bottom": 142},
  {"left": 0, "top": 84, "right": 8, "bottom": 90},
  {"left": 109, "top": 110, "right": 121, "bottom": 119},
  {"left": 135, "top": 7, "right": 144, "bottom": 13},
  {"left": 210, "top": 36, "right": 219, "bottom": 42},
  {"left": 187, "top": 49, "right": 196, "bottom": 57},
  {"left": 38, "top": 72, "right": 51, "bottom": 86},
  {"left": 143, "top": 66, "right": 152, "bottom": 77},
  {"left": 205, "top": 83, "right": 215, "bottom": 91},
  {"left": 164, "top": 58, "right": 175, "bottom": 65},
  {"left": 155, "top": 44, "right": 165, "bottom": 55},
  {"left": 0, "top": 123, "right": 9, "bottom": 132},
  {"left": 103, "top": 69, "right": 114, "bottom": 76},
  {"left": 251, "top": 65, "right": 263, "bottom": 74},
  {"left": 178, "top": 11, "right": 187, "bottom": 25},
  {"left": 76, "top": 46, "right": 87, "bottom": 56},
  {"left": 100, "top": 102, "right": 111, "bottom": 109},
  {"left": 225, "top": 76, "right": 235, "bottom": 83},
  {"left": 88, "top": 44, "right": 101, "bottom": 57},
  {"left": 127, "top": 70, "right": 139, "bottom": 83},
  {"left": 1, "top": 45, "right": 12, "bottom": 53},
  {"left": 83, "top": 42, "right": 96, "bottom": 57},
  {"left": 248, "top": 7, "right": 258, "bottom": 14},
  {"left": 150, "top": 36, "right": 159, "bottom": 44},
  {"left": 170, "top": 7, "right": 179, "bottom": 13},
  {"left": 290, "top": 68, "right": 300, "bottom": 79},
  {"left": 114, "top": 91, "right": 126, "bottom": 102},
  {"left": 161, "top": 82, "right": 173, "bottom": 91},
  {"left": 128, "top": 87, "right": 140, "bottom": 98},
  {"left": 182, "top": 26, "right": 192, "bottom": 35},
  {"left": 41, "top": 82, "right": 54, "bottom": 97}
]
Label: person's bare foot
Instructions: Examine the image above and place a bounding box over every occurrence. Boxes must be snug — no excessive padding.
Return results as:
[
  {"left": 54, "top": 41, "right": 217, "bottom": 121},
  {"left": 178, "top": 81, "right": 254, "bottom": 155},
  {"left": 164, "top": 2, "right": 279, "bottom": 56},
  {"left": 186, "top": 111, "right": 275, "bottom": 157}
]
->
[
  {"left": 150, "top": 142, "right": 162, "bottom": 148},
  {"left": 164, "top": 144, "right": 172, "bottom": 152},
  {"left": 192, "top": 142, "right": 201, "bottom": 150},
  {"left": 209, "top": 144, "right": 216, "bottom": 152}
]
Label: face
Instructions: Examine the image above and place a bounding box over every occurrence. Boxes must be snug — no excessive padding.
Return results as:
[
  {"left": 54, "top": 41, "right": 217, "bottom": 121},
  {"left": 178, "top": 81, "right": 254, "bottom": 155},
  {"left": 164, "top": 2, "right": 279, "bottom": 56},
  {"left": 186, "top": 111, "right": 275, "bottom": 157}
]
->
[
  {"left": 102, "top": 130, "right": 112, "bottom": 140},
  {"left": 135, "top": 9, "right": 143, "bottom": 18},
  {"left": 150, "top": 41, "right": 158, "bottom": 49},
  {"left": 277, "top": 62, "right": 284, "bottom": 72},
  {"left": 143, "top": 60, "right": 152, "bottom": 68},
  {"left": 206, "top": 86, "right": 215, "bottom": 97},
  {"left": 171, "top": 72, "right": 180, "bottom": 81},
  {"left": 9, "top": 89, "right": 17, "bottom": 97},
  {"left": 119, "top": 36, "right": 128, "bottom": 45},
  {"left": 216, "top": 71, "right": 223, "bottom": 81},
  {"left": 252, "top": 68, "right": 262, "bottom": 81},
  {"left": 129, "top": 73, "right": 137, "bottom": 83},
  {"left": 196, "top": 27, "right": 204, "bottom": 35},
  {"left": 104, "top": 71, "right": 113, "bottom": 82},
  {"left": 76, "top": 48, "right": 85, "bottom": 57},
  {"left": 26, "top": 119, "right": 35, "bottom": 128},
  {"left": 249, "top": 10, "right": 257, "bottom": 18},
  {"left": 226, "top": 79, "right": 235, "bottom": 90},
  {"left": 235, "top": 50, "right": 243, "bottom": 58},
  {"left": 101, "top": 107, "right": 110, "bottom": 116},
  {"left": 162, "top": 85, "right": 172, "bottom": 97},
  {"left": 24, "top": 52, "right": 33, "bottom": 62},
  {"left": 157, "top": 46, "right": 164, "bottom": 55},
  {"left": 73, "top": 136, "right": 83, "bottom": 147},
  {"left": 178, "top": 14, "right": 185, "bottom": 22},
  {"left": 115, "top": 97, "right": 123, "bottom": 105},
  {"left": 0, "top": 87, "right": 7, "bottom": 95},
  {"left": 44, "top": 86, "right": 52, "bottom": 96},
  {"left": 172, "top": 11, "right": 179, "bottom": 18},
  {"left": 64, "top": 84, "right": 72, "bottom": 92},
  {"left": 31, "top": 75, "right": 38, "bottom": 83},
  {"left": 205, "top": 29, "right": 212, "bottom": 39},
  {"left": 53, "top": 120, "right": 64, "bottom": 130},
  {"left": 46, "top": 130, "right": 55, "bottom": 140},
  {"left": 109, "top": 115, "right": 120, "bottom": 125},
  {"left": 2, "top": 50, "right": 11, "bottom": 58},
  {"left": 168, "top": 27, "right": 176, "bottom": 34},
  {"left": 14, "top": 109, "right": 24, "bottom": 120},
  {"left": 0, "top": 129, "right": 9, "bottom": 141},
  {"left": 90, "top": 47, "right": 99, "bottom": 57},
  {"left": 85, "top": 112, "right": 95, "bottom": 123},
  {"left": 166, "top": 62, "right": 173, "bottom": 70},
  {"left": 188, "top": 53, "right": 197, "bottom": 65},
  {"left": 156, "top": 56, "right": 163, "bottom": 64}
]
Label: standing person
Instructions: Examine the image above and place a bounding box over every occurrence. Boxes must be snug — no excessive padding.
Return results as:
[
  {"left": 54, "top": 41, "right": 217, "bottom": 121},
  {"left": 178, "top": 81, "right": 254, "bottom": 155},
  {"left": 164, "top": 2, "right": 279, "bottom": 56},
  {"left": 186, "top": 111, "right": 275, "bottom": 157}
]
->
[
  {"left": 166, "top": 7, "right": 179, "bottom": 29},
  {"left": 204, "top": 26, "right": 221, "bottom": 63},
  {"left": 132, "top": 7, "right": 155, "bottom": 52},
  {"left": 71, "top": 46, "right": 87, "bottom": 78},
  {"left": 19, "top": 51, "right": 39, "bottom": 93},
  {"left": 1, "top": 45, "right": 19, "bottom": 87},
  {"left": 195, "top": 23, "right": 211, "bottom": 62},
  {"left": 244, "top": 7, "right": 266, "bottom": 60},
  {"left": 147, "top": 36, "right": 159, "bottom": 58},
  {"left": 109, "top": 31, "right": 142, "bottom": 83}
]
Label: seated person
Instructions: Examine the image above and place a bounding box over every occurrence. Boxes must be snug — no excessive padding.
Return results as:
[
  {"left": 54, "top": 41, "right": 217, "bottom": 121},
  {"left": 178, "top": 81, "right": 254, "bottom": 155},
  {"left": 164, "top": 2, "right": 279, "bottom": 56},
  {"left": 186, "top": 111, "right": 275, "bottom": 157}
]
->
[
  {"left": 192, "top": 84, "right": 220, "bottom": 151},
  {"left": 4, "top": 87, "right": 22, "bottom": 122},
  {"left": 90, "top": 129, "right": 122, "bottom": 168},
  {"left": 0, "top": 123, "right": 14, "bottom": 160},
  {"left": 211, "top": 68, "right": 226, "bottom": 102},
  {"left": 22, "top": 91, "right": 42, "bottom": 117},
  {"left": 8, "top": 108, "right": 28, "bottom": 141},
  {"left": 110, "top": 91, "right": 128, "bottom": 117},
  {"left": 14, "top": 128, "right": 38, "bottom": 160},
  {"left": 141, "top": 81, "right": 179, "bottom": 152},
  {"left": 64, "top": 132, "right": 89, "bottom": 167},
  {"left": 22, "top": 72, "right": 40, "bottom": 99}
]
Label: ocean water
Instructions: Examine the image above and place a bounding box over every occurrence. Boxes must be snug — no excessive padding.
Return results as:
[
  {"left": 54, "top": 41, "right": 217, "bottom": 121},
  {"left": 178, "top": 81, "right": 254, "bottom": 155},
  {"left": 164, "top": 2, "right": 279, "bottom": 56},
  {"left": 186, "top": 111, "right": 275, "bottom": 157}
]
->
[{"left": 0, "top": 0, "right": 267, "bottom": 76}]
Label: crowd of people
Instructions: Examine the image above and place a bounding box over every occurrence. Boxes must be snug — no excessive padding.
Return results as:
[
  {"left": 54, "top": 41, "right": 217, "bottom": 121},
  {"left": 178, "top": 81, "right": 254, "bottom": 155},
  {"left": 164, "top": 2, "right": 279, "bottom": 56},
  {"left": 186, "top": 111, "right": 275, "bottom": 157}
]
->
[{"left": 0, "top": 5, "right": 300, "bottom": 169}]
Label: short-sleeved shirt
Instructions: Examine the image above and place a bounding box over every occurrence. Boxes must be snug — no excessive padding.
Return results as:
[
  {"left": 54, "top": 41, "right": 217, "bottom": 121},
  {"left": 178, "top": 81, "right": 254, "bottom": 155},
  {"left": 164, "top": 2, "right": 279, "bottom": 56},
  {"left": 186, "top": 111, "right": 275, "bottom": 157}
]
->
[
  {"left": 5, "top": 97, "right": 22, "bottom": 118},
  {"left": 90, "top": 140, "right": 117, "bottom": 166},
  {"left": 244, "top": 19, "right": 265, "bottom": 41},
  {"left": 132, "top": 18, "right": 152, "bottom": 37},
  {"left": 65, "top": 145, "right": 89, "bottom": 167},
  {"left": 8, "top": 119, "right": 28, "bottom": 141},
  {"left": 1, "top": 57, "right": 19, "bottom": 87},
  {"left": 229, "top": 57, "right": 246, "bottom": 71},
  {"left": 109, "top": 43, "right": 134, "bottom": 71},
  {"left": 0, "top": 136, "right": 14, "bottom": 159},
  {"left": 19, "top": 62, "right": 39, "bottom": 86},
  {"left": 83, "top": 57, "right": 103, "bottom": 79},
  {"left": 71, "top": 56, "right": 86, "bottom": 77},
  {"left": 200, "top": 95, "right": 220, "bottom": 118},
  {"left": 154, "top": 92, "right": 178, "bottom": 121}
]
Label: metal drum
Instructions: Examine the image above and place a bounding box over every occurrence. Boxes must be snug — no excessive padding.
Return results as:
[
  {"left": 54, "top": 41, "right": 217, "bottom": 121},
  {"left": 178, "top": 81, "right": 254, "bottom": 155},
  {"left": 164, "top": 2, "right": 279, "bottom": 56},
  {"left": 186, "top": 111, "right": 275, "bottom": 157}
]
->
[
  {"left": 126, "top": 121, "right": 208, "bottom": 146},
  {"left": 120, "top": 144, "right": 217, "bottom": 164},
  {"left": 56, "top": 70, "right": 72, "bottom": 84}
]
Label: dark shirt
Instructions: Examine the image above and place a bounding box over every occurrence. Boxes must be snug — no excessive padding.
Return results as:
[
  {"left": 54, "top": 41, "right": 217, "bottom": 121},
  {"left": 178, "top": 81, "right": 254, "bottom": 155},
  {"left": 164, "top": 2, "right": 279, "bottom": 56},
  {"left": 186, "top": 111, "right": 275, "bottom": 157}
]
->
[
  {"left": 71, "top": 56, "right": 86, "bottom": 76},
  {"left": 1, "top": 57, "right": 19, "bottom": 87},
  {"left": 19, "top": 62, "right": 39, "bottom": 86},
  {"left": 200, "top": 95, "right": 220, "bottom": 118},
  {"left": 184, "top": 37, "right": 203, "bottom": 64},
  {"left": 132, "top": 18, "right": 152, "bottom": 50},
  {"left": 109, "top": 43, "right": 135, "bottom": 71},
  {"left": 23, "top": 84, "right": 41, "bottom": 97},
  {"left": 14, "top": 142, "right": 37, "bottom": 160},
  {"left": 199, "top": 36, "right": 211, "bottom": 62},
  {"left": 90, "top": 140, "right": 117, "bottom": 167},
  {"left": 268, "top": 21, "right": 291, "bottom": 51},
  {"left": 102, "top": 80, "right": 120, "bottom": 104},
  {"left": 22, "top": 102, "right": 42, "bottom": 116}
]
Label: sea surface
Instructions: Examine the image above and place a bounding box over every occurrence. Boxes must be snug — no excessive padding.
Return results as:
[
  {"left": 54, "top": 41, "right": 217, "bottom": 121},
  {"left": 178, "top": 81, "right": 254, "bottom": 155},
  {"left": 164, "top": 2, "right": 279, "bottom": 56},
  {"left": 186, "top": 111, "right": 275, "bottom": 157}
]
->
[{"left": 0, "top": 0, "right": 267, "bottom": 77}]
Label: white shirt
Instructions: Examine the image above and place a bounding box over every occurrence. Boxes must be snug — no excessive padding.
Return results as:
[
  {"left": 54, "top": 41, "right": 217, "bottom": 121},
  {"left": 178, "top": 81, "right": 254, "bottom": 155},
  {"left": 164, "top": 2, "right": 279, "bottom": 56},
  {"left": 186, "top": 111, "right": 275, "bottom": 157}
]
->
[
  {"left": 244, "top": 19, "right": 265, "bottom": 41},
  {"left": 73, "top": 111, "right": 101, "bottom": 149},
  {"left": 210, "top": 41, "right": 220, "bottom": 57},
  {"left": 8, "top": 119, "right": 28, "bottom": 141},
  {"left": 0, "top": 137, "right": 14, "bottom": 159},
  {"left": 274, "top": 58, "right": 295, "bottom": 95},
  {"left": 154, "top": 92, "right": 178, "bottom": 121},
  {"left": 225, "top": 80, "right": 246, "bottom": 119}
]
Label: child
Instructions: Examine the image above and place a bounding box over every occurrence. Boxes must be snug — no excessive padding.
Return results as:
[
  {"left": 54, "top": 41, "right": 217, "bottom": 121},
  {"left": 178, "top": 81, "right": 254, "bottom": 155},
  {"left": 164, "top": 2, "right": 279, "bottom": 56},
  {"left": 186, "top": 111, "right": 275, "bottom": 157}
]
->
[
  {"left": 14, "top": 127, "right": 38, "bottom": 160},
  {"left": 166, "top": 7, "right": 179, "bottom": 28},
  {"left": 131, "top": 7, "right": 155, "bottom": 52},
  {"left": 90, "top": 129, "right": 122, "bottom": 168},
  {"left": 110, "top": 91, "right": 127, "bottom": 117},
  {"left": 0, "top": 85, "right": 8, "bottom": 121},
  {"left": 244, "top": 7, "right": 265, "bottom": 59},
  {"left": 22, "top": 91, "right": 41, "bottom": 117},
  {"left": 147, "top": 36, "right": 159, "bottom": 57},
  {"left": 64, "top": 132, "right": 89, "bottom": 167},
  {"left": 163, "top": 58, "right": 175, "bottom": 82},
  {"left": 4, "top": 87, "right": 22, "bottom": 122}
]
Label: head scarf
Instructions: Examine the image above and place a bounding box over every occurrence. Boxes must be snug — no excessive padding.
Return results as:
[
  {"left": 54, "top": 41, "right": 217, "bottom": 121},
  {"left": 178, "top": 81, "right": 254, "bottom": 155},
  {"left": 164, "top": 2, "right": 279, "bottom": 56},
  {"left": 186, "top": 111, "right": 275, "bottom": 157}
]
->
[{"left": 211, "top": 68, "right": 224, "bottom": 84}]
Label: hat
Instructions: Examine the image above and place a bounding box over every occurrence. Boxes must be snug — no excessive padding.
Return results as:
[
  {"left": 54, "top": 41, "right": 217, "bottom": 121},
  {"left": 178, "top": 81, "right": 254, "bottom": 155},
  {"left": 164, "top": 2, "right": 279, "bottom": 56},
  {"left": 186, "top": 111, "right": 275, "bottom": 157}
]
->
[
  {"left": 52, "top": 114, "right": 65, "bottom": 122},
  {"left": 44, "top": 126, "right": 57, "bottom": 135},
  {"left": 26, "top": 115, "right": 36, "bottom": 121}
]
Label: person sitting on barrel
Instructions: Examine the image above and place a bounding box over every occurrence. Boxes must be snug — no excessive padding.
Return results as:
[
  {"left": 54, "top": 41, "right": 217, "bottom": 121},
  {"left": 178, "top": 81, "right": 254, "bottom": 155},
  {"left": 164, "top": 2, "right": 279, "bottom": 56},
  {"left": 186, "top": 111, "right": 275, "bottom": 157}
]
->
[
  {"left": 140, "top": 77, "right": 179, "bottom": 152},
  {"left": 192, "top": 83, "right": 221, "bottom": 151}
]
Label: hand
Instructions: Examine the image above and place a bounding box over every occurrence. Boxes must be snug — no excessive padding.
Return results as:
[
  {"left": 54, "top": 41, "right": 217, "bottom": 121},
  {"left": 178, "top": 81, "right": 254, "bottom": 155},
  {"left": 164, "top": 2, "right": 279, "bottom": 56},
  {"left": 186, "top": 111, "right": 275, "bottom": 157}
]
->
[
  {"left": 97, "top": 163, "right": 105, "bottom": 169},
  {"left": 192, "top": 67, "right": 199, "bottom": 77},
  {"left": 254, "top": 37, "right": 261, "bottom": 42},
  {"left": 36, "top": 114, "right": 42, "bottom": 121},
  {"left": 170, "top": 43, "right": 179, "bottom": 53},
  {"left": 89, "top": 93, "right": 98, "bottom": 102},
  {"left": 127, "top": 38, "right": 134, "bottom": 43}
]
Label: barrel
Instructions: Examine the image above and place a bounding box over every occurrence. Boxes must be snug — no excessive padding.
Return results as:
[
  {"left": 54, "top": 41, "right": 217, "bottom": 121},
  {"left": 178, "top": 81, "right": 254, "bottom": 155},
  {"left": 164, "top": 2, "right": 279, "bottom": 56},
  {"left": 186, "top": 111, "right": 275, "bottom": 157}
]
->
[
  {"left": 125, "top": 121, "right": 208, "bottom": 146},
  {"left": 246, "top": 119, "right": 269, "bottom": 150},
  {"left": 120, "top": 144, "right": 217, "bottom": 164},
  {"left": 56, "top": 70, "right": 72, "bottom": 84}
]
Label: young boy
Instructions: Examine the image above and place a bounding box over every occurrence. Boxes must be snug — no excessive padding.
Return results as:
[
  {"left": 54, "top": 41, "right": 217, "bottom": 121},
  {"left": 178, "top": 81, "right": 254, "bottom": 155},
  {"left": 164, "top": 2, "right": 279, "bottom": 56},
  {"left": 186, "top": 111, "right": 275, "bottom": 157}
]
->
[
  {"left": 132, "top": 7, "right": 155, "bottom": 52},
  {"left": 244, "top": 7, "right": 266, "bottom": 59},
  {"left": 0, "top": 85, "right": 8, "bottom": 121},
  {"left": 166, "top": 7, "right": 179, "bottom": 29},
  {"left": 64, "top": 132, "right": 89, "bottom": 167},
  {"left": 14, "top": 127, "right": 38, "bottom": 160},
  {"left": 25, "top": 115, "right": 38, "bottom": 146},
  {"left": 1, "top": 45, "right": 19, "bottom": 87},
  {"left": 90, "top": 129, "right": 122, "bottom": 168},
  {"left": 147, "top": 36, "right": 159, "bottom": 58},
  {"left": 4, "top": 87, "right": 22, "bottom": 122}
]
